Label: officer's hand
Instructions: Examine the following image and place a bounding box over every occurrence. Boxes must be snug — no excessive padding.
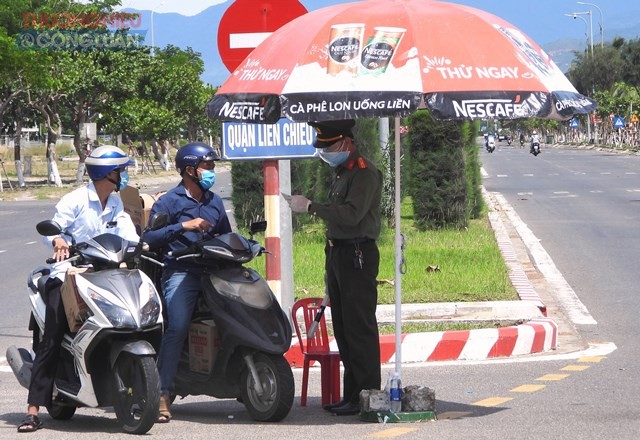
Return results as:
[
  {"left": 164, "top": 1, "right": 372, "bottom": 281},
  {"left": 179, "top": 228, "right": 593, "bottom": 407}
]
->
[
  {"left": 287, "top": 195, "right": 311, "bottom": 213},
  {"left": 182, "top": 218, "right": 213, "bottom": 232},
  {"left": 52, "top": 237, "right": 69, "bottom": 262}
]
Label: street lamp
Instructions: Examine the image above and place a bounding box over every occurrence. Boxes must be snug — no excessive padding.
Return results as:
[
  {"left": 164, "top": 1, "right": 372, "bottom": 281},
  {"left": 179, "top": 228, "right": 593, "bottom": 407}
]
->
[
  {"left": 150, "top": 1, "right": 165, "bottom": 55},
  {"left": 565, "top": 11, "right": 593, "bottom": 57},
  {"left": 564, "top": 11, "right": 595, "bottom": 142},
  {"left": 577, "top": 2, "right": 604, "bottom": 47}
]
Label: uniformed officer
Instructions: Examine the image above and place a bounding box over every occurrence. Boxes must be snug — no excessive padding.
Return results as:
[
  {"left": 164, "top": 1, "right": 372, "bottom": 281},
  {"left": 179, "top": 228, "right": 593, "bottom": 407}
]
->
[{"left": 286, "top": 119, "right": 382, "bottom": 416}]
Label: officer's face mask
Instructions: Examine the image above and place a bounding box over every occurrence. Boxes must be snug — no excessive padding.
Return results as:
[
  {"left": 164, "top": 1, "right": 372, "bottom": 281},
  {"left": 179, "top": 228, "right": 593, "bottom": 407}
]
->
[{"left": 318, "top": 139, "right": 350, "bottom": 168}]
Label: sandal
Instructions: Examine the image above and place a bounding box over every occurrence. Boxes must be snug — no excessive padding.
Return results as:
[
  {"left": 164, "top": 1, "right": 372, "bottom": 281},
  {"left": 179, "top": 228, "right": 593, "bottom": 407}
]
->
[
  {"left": 157, "top": 396, "right": 172, "bottom": 423},
  {"left": 17, "top": 414, "right": 43, "bottom": 433}
]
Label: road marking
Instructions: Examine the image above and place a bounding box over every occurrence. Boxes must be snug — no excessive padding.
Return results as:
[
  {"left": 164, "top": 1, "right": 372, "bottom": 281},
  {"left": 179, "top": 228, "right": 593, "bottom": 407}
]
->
[
  {"left": 370, "top": 427, "right": 418, "bottom": 438},
  {"left": 517, "top": 192, "right": 533, "bottom": 196},
  {"left": 553, "top": 191, "right": 570, "bottom": 194},
  {"left": 600, "top": 172, "right": 611, "bottom": 175},
  {"left": 497, "top": 174, "right": 508, "bottom": 178},
  {"left": 578, "top": 356, "right": 606, "bottom": 363},
  {"left": 0, "top": 250, "right": 6, "bottom": 254},
  {"left": 550, "top": 194, "right": 578, "bottom": 198},
  {"left": 625, "top": 189, "right": 640, "bottom": 192},
  {"left": 536, "top": 374, "right": 569, "bottom": 381},
  {"left": 590, "top": 190, "right": 603, "bottom": 193},
  {"left": 625, "top": 172, "right": 637, "bottom": 175},
  {"left": 492, "top": 192, "right": 597, "bottom": 325},
  {"left": 473, "top": 397, "right": 512, "bottom": 407},
  {"left": 561, "top": 365, "right": 590, "bottom": 371},
  {"left": 510, "top": 384, "right": 545, "bottom": 392},
  {"left": 26, "top": 241, "right": 37, "bottom": 245},
  {"left": 523, "top": 174, "right": 534, "bottom": 177}
]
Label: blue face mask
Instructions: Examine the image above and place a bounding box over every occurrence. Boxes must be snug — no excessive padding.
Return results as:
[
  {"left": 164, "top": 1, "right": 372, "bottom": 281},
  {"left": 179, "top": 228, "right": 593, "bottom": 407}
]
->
[
  {"left": 198, "top": 169, "right": 216, "bottom": 190},
  {"left": 118, "top": 170, "right": 129, "bottom": 191},
  {"left": 318, "top": 150, "right": 349, "bottom": 168}
]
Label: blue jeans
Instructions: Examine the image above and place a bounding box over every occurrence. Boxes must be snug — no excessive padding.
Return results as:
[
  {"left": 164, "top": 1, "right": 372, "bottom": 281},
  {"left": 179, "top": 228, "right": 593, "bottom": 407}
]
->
[{"left": 157, "top": 269, "right": 201, "bottom": 396}]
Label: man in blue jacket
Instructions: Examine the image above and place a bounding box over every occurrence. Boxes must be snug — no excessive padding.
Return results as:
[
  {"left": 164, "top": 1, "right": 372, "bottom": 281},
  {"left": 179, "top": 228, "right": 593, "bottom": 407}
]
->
[{"left": 142, "top": 142, "right": 232, "bottom": 423}]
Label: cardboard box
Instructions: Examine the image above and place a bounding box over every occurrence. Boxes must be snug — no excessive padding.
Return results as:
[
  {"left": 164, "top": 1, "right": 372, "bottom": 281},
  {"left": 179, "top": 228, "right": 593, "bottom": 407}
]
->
[
  {"left": 189, "top": 320, "right": 219, "bottom": 374},
  {"left": 121, "top": 186, "right": 165, "bottom": 234},
  {"left": 61, "top": 267, "right": 92, "bottom": 332}
]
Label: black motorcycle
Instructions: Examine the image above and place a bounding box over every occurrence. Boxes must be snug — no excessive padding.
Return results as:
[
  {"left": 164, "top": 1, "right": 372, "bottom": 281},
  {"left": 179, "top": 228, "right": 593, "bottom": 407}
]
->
[
  {"left": 531, "top": 142, "right": 541, "bottom": 156},
  {"left": 142, "top": 214, "right": 294, "bottom": 422}
]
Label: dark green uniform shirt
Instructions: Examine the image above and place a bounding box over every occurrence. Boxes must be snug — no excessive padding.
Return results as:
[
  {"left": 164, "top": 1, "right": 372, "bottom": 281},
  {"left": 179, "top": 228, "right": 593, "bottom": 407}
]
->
[{"left": 308, "top": 153, "right": 382, "bottom": 240}]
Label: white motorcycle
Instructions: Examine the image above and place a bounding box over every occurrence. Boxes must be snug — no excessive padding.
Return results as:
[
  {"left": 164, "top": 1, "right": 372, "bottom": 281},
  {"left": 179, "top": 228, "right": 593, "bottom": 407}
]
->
[{"left": 6, "top": 220, "right": 164, "bottom": 434}]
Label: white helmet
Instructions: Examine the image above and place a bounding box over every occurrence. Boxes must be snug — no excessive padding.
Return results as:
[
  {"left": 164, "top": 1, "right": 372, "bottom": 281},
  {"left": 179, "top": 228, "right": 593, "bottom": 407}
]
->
[{"left": 532, "top": 130, "right": 538, "bottom": 135}]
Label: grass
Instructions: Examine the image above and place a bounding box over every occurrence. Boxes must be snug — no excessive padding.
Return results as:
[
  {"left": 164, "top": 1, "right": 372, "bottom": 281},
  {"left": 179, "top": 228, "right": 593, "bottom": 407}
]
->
[{"left": 250, "top": 197, "right": 518, "bottom": 306}]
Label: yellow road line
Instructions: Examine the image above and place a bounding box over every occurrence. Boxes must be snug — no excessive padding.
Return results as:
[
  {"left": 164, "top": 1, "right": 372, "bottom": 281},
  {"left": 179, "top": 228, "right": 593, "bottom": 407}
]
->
[
  {"left": 370, "top": 427, "right": 418, "bottom": 438},
  {"left": 510, "top": 384, "right": 546, "bottom": 392},
  {"left": 536, "top": 374, "right": 570, "bottom": 381},
  {"left": 561, "top": 365, "right": 590, "bottom": 371},
  {"left": 473, "top": 397, "right": 513, "bottom": 407},
  {"left": 578, "top": 356, "right": 606, "bottom": 363}
]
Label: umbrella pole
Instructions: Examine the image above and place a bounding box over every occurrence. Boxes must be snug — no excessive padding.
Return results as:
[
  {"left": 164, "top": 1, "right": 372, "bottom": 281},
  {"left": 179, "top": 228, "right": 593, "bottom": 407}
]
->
[{"left": 393, "top": 117, "right": 402, "bottom": 378}]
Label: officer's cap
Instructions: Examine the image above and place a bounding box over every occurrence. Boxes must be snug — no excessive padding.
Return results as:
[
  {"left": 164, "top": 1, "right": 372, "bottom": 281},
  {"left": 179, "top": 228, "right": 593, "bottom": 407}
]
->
[{"left": 308, "top": 119, "right": 355, "bottom": 149}]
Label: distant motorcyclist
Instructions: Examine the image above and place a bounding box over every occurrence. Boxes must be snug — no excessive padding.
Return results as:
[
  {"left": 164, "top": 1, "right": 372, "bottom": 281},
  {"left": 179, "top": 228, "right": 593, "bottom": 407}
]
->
[{"left": 530, "top": 130, "right": 541, "bottom": 154}]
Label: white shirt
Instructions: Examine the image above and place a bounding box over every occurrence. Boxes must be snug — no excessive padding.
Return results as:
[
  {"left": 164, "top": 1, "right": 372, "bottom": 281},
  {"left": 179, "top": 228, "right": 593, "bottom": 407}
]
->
[{"left": 44, "top": 182, "right": 139, "bottom": 280}]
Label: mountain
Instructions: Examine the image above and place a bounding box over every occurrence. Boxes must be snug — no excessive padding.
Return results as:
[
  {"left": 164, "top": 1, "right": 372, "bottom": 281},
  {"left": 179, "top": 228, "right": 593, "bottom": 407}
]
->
[{"left": 127, "top": 2, "right": 640, "bottom": 87}]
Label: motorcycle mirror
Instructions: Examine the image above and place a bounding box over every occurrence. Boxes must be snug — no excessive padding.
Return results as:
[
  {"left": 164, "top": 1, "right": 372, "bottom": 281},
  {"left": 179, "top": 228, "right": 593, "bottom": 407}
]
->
[
  {"left": 36, "top": 220, "right": 63, "bottom": 236},
  {"left": 250, "top": 220, "right": 267, "bottom": 236},
  {"left": 147, "top": 212, "right": 169, "bottom": 231}
]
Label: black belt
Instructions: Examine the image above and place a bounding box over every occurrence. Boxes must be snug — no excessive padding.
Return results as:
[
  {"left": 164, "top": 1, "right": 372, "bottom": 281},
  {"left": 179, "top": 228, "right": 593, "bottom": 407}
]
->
[{"left": 327, "top": 238, "right": 374, "bottom": 247}]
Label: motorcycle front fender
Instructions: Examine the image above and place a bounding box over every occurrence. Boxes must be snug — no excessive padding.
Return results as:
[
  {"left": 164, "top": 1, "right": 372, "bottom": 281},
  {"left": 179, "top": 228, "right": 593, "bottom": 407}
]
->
[{"left": 110, "top": 340, "right": 156, "bottom": 367}]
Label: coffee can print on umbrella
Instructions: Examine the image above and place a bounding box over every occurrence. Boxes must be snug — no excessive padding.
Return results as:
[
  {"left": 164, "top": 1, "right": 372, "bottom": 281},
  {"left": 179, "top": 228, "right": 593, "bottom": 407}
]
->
[
  {"left": 360, "top": 26, "right": 406, "bottom": 75},
  {"left": 327, "top": 23, "right": 365, "bottom": 76}
]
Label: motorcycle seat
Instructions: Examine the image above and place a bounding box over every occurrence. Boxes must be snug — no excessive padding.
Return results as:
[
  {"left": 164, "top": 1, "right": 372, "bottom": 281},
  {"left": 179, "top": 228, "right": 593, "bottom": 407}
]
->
[{"left": 36, "top": 269, "right": 51, "bottom": 294}]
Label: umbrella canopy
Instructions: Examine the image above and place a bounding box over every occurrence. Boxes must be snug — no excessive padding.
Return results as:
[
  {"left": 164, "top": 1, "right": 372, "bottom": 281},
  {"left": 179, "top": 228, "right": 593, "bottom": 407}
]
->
[{"left": 207, "top": 0, "right": 596, "bottom": 123}]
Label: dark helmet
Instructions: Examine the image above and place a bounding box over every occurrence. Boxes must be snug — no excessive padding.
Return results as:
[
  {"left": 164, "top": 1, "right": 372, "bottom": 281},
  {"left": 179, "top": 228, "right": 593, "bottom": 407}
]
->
[
  {"left": 85, "top": 145, "right": 133, "bottom": 181},
  {"left": 175, "top": 142, "right": 220, "bottom": 175}
]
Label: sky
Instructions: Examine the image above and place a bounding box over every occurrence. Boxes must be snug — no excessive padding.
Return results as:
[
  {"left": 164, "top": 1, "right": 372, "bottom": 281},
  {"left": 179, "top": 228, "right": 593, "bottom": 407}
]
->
[{"left": 114, "top": 0, "right": 636, "bottom": 46}]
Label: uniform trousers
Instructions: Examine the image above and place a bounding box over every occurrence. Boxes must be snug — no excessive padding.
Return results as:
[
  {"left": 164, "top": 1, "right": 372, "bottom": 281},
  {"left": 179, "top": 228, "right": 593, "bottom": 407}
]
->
[
  {"left": 325, "top": 240, "right": 381, "bottom": 404},
  {"left": 27, "top": 278, "right": 67, "bottom": 408}
]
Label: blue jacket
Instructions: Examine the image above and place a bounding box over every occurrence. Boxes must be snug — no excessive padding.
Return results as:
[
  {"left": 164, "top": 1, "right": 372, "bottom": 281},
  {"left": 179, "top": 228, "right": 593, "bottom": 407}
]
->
[{"left": 142, "top": 182, "right": 232, "bottom": 272}]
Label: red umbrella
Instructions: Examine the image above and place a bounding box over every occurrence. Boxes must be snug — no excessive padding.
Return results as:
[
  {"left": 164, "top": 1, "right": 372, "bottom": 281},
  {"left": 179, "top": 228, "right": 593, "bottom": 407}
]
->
[
  {"left": 207, "top": 0, "right": 596, "bottom": 123},
  {"left": 206, "top": 0, "right": 597, "bottom": 387}
]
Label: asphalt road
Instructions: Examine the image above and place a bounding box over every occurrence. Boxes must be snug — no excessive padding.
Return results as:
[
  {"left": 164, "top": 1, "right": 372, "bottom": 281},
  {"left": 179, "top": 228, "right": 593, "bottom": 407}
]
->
[{"left": 0, "top": 149, "right": 639, "bottom": 439}]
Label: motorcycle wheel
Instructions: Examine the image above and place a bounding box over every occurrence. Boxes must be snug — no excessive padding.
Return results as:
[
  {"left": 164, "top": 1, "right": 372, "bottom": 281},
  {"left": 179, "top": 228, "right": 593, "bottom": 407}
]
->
[
  {"left": 48, "top": 401, "right": 76, "bottom": 420},
  {"left": 112, "top": 354, "right": 160, "bottom": 435},
  {"left": 241, "top": 353, "right": 294, "bottom": 422}
]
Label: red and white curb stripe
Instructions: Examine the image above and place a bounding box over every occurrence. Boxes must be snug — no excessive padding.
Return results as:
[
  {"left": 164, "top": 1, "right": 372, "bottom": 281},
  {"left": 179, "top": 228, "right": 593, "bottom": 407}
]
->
[{"left": 285, "top": 317, "right": 557, "bottom": 366}]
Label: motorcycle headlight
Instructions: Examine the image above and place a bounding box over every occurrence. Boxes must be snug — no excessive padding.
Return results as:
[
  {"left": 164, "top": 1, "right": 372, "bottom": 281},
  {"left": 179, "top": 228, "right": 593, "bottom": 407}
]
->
[
  {"left": 211, "top": 273, "right": 273, "bottom": 309},
  {"left": 139, "top": 283, "right": 162, "bottom": 327},
  {"left": 88, "top": 287, "right": 137, "bottom": 328}
]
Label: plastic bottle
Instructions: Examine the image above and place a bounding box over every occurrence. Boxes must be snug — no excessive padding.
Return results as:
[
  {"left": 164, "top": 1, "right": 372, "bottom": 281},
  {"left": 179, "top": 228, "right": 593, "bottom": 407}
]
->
[{"left": 389, "top": 371, "right": 402, "bottom": 413}]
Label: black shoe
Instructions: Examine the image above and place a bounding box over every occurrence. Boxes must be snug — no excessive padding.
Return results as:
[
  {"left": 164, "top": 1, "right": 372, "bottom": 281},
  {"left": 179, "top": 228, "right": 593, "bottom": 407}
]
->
[
  {"left": 323, "top": 399, "right": 348, "bottom": 412},
  {"left": 330, "top": 401, "right": 360, "bottom": 416}
]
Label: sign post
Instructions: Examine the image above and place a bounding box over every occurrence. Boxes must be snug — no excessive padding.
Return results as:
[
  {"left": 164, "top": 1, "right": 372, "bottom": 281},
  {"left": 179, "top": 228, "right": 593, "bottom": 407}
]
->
[{"left": 217, "top": 0, "right": 309, "bottom": 313}]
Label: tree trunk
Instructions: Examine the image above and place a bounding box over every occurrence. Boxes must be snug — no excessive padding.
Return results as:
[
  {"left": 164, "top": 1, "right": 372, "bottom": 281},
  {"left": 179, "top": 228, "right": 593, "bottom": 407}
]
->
[{"left": 13, "top": 118, "right": 25, "bottom": 188}]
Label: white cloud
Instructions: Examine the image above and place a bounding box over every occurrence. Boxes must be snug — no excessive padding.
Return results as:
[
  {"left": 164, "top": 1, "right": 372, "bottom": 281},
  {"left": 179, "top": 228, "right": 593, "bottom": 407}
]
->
[{"left": 116, "top": 0, "right": 228, "bottom": 16}]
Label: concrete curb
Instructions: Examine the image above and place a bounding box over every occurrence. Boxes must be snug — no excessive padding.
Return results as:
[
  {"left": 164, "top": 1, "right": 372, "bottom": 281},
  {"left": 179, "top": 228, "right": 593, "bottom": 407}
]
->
[{"left": 285, "top": 188, "right": 559, "bottom": 367}]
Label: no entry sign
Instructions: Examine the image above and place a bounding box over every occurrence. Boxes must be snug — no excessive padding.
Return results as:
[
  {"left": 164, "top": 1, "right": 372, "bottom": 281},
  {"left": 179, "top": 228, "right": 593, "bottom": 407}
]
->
[{"left": 217, "top": 0, "right": 308, "bottom": 73}]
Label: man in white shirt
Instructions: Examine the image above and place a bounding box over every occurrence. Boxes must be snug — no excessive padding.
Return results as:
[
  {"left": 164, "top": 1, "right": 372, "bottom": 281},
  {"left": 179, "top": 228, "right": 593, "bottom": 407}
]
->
[{"left": 18, "top": 146, "right": 138, "bottom": 433}]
